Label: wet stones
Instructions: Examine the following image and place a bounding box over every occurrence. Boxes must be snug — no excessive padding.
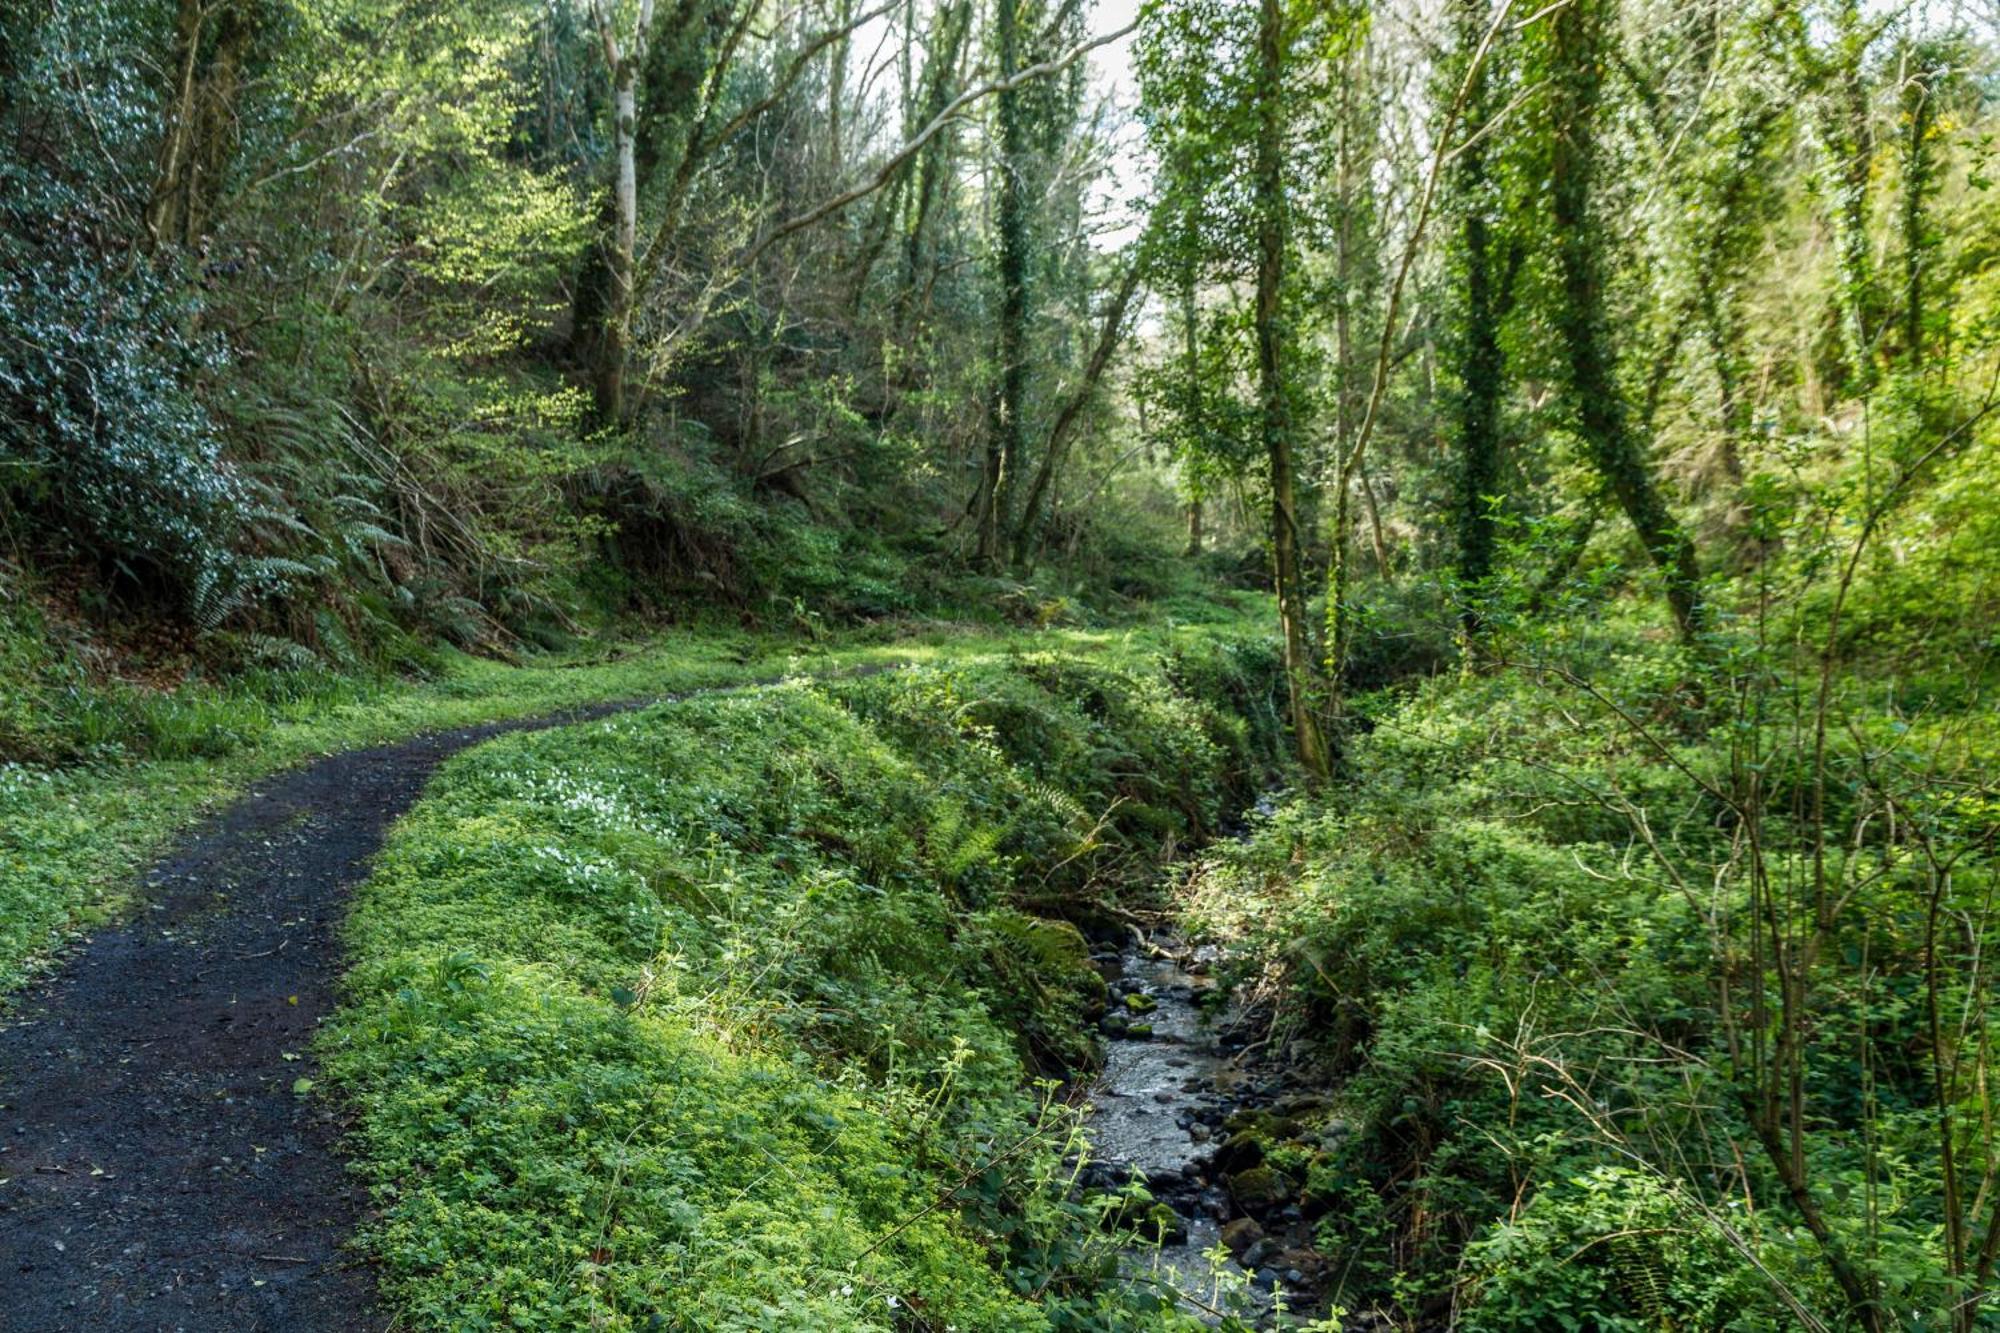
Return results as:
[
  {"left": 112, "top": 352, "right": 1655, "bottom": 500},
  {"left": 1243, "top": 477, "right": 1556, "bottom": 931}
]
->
[
  {"left": 1212, "top": 1129, "right": 1265, "bottom": 1173},
  {"left": 1086, "top": 933, "right": 1344, "bottom": 1325}
]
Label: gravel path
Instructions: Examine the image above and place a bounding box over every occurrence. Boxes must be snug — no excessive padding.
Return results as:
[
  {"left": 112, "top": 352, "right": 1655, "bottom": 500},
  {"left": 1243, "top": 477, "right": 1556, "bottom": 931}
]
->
[{"left": 0, "top": 703, "right": 645, "bottom": 1332}]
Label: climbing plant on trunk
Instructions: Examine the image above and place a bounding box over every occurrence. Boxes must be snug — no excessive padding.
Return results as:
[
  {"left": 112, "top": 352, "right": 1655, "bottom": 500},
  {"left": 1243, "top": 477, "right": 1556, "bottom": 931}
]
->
[{"left": 1542, "top": 0, "right": 1706, "bottom": 643}]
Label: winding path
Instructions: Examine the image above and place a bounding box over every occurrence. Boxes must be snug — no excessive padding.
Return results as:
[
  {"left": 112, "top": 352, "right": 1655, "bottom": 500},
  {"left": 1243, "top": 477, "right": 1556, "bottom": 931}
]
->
[{"left": 0, "top": 702, "right": 648, "bottom": 1332}]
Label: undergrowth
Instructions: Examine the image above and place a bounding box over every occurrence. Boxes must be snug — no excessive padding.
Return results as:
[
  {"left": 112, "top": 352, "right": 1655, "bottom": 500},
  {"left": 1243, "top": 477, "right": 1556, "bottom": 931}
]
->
[
  {"left": 322, "top": 644, "right": 1282, "bottom": 1331},
  {"left": 1186, "top": 624, "right": 1998, "bottom": 1328},
  {"left": 0, "top": 601, "right": 1248, "bottom": 998}
]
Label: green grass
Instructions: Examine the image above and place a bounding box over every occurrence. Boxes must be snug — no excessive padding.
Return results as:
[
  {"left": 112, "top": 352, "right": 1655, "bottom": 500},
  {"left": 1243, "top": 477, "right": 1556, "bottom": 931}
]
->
[
  {"left": 0, "top": 593, "right": 1273, "bottom": 998},
  {"left": 319, "top": 643, "right": 1285, "bottom": 1330}
]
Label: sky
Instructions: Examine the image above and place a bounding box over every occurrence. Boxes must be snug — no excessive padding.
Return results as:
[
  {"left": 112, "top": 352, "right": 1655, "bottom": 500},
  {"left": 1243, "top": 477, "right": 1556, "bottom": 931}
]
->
[{"left": 1082, "top": 0, "right": 1151, "bottom": 247}]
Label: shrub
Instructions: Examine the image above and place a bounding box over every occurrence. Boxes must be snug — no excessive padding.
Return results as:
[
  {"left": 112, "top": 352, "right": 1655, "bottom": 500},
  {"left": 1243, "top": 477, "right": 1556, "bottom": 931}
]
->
[{"left": 1461, "top": 1167, "right": 1751, "bottom": 1332}]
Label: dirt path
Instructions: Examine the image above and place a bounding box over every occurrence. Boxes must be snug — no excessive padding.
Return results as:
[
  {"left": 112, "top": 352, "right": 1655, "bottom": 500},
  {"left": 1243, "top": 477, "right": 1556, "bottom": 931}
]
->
[{"left": 0, "top": 701, "right": 652, "bottom": 1332}]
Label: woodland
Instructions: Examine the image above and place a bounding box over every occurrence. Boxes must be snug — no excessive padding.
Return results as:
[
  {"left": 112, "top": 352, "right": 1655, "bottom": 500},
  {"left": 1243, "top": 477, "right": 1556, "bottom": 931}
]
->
[{"left": 2, "top": 0, "right": 1999, "bottom": 1329}]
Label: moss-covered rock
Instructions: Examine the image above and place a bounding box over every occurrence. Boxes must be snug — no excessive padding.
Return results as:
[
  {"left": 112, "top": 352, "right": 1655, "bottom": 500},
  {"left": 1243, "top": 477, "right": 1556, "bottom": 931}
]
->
[
  {"left": 1213, "top": 1129, "right": 1266, "bottom": 1173},
  {"left": 1227, "top": 1164, "right": 1296, "bottom": 1211},
  {"left": 969, "top": 908, "right": 1108, "bottom": 1070}
]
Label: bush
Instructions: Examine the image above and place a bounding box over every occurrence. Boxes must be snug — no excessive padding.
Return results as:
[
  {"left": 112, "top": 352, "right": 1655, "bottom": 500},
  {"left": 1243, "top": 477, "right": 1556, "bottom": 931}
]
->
[{"left": 1461, "top": 1167, "right": 1752, "bottom": 1332}]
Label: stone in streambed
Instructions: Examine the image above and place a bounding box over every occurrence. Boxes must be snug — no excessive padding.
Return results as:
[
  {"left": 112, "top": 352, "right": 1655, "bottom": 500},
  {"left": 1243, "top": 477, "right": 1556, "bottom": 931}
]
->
[
  {"left": 1242, "top": 1236, "right": 1279, "bottom": 1268},
  {"left": 1227, "top": 1164, "right": 1294, "bottom": 1211},
  {"left": 1220, "top": 1217, "right": 1264, "bottom": 1257},
  {"left": 1138, "top": 1202, "right": 1188, "bottom": 1246},
  {"left": 1211, "top": 1129, "right": 1265, "bottom": 1173},
  {"left": 1094, "top": 1190, "right": 1189, "bottom": 1247},
  {"left": 1276, "top": 1246, "right": 1329, "bottom": 1286}
]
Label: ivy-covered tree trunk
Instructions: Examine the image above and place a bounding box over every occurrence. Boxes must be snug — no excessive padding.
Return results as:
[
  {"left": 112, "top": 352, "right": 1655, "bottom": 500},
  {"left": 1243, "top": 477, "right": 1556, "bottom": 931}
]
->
[
  {"left": 1010, "top": 257, "right": 1142, "bottom": 567},
  {"left": 1898, "top": 44, "right": 1946, "bottom": 371},
  {"left": 1547, "top": 0, "right": 1704, "bottom": 643},
  {"left": 1254, "top": 0, "right": 1330, "bottom": 778},
  {"left": 147, "top": 0, "right": 262, "bottom": 251},
  {"left": 977, "top": 0, "right": 1028, "bottom": 569},
  {"left": 1449, "top": 0, "right": 1505, "bottom": 654},
  {"left": 1792, "top": 0, "right": 1879, "bottom": 395}
]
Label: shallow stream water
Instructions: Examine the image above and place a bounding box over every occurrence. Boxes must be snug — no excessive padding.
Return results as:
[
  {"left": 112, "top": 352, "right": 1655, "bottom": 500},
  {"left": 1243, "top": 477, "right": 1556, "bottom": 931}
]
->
[{"left": 1085, "top": 937, "right": 1277, "bottom": 1325}]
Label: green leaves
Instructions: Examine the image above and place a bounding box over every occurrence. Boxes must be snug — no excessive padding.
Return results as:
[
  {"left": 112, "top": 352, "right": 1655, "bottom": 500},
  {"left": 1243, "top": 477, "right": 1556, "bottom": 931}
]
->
[{"left": 322, "top": 649, "right": 1260, "bottom": 1330}]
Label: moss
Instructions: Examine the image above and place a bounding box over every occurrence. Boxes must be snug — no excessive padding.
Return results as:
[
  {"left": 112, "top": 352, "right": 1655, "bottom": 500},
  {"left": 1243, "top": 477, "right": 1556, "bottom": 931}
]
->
[
  {"left": 1214, "top": 1129, "right": 1266, "bottom": 1173},
  {"left": 969, "top": 908, "right": 1108, "bottom": 1070},
  {"left": 1227, "top": 1164, "right": 1295, "bottom": 1210}
]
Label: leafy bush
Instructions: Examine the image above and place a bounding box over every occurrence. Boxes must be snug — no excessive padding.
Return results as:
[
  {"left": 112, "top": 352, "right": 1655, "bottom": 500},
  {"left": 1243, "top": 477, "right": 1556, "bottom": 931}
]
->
[{"left": 1461, "top": 1167, "right": 1752, "bottom": 1332}]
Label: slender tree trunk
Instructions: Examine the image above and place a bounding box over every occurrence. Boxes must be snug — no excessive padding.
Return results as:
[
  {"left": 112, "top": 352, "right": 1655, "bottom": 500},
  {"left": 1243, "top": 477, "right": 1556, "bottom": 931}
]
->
[
  {"left": 597, "top": 56, "right": 637, "bottom": 425},
  {"left": 1899, "top": 49, "right": 1940, "bottom": 371},
  {"left": 827, "top": 0, "right": 851, "bottom": 177},
  {"left": 147, "top": 0, "right": 259, "bottom": 251},
  {"left": 588, "top": 0, "right": 657, "bottom": 429},
  {"left": 147, "top": 0, "right": 207, "bottom": 249},
  {"left": 1011, "top": 257, "right": 1143, "bottom": 567},
  {"left": 1451, "top": 0, "right": 1505, "bottom": 654},
  {"left": 977, "top": 0, "right": 1028, "bottom": 569},
  {"left": 897, "top": 0, "right": 970, "bottom": 334},
  {"left": 1548, "top": 0, "right": 1705, "bottom": 643},
  {"left": 1327, "top": 63, "right": 1358, "bottom": 655},
  {"left": 1178, "top": 253, "right": 1205, "bottom": 558},
  {"left": 1808, "top": 0, "right": 1878, "bottom": 394},
  {"left": 1255, "top": 0, "right": 1330, "bottom": 777}
]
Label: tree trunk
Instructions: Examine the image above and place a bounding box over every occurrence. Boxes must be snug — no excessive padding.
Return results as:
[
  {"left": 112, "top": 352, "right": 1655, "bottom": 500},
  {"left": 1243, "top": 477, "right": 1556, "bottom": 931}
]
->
[
  {"left": 897, "top": 0, "right": 971, "bottom": 334},
  {"left": 827, "top": 0, "right": 851, "bottom": 177},
  {"left": 1178, "top": 255, "right": 1205, "bottom": 558},
  {"left": 1011, "top": 257, "right": 1142, "bottom": 567},
  {"left": 1255, "top": 0, "right": 1330, "bottom": 778},
  {"left": 977, "top": 0, "right": 1028, "bottom": 570},
  {"left": 586, "top": 0, "right": 657, "bottom": 429},
  {"left": 1899, "top": 48, "right": 1940, "bottom": 371},
  {"left": 1450, "top": 0, "right": 1505, "bottom": 654},
  {"left": 1548, "top": 0, "right": 1705, "bottom": 643},
  {"left": 1812, "top": 0, "right": 1878, "bottom": 394},
  {"left": 596, "top": 51, "right": 639, "bottom": 426},
  {"left": 147, "top": 0, "right": 260, "bottom": 252}
]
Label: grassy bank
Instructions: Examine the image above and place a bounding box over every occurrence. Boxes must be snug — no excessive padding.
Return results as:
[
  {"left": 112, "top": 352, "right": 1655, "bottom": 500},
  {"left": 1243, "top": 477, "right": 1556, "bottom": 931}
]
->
[
  {"left": 0, "top": 594, "right": 1272, "bottom": 998},
  {"left": 320, "top": 639, "right": 1285, "bottom": 1330}
]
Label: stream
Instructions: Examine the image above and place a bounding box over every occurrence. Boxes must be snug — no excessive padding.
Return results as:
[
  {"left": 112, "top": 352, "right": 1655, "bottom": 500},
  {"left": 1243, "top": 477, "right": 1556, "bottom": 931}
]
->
[{"left": 1084, "top": 934, "right": 1317, "bottom": 1327}]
